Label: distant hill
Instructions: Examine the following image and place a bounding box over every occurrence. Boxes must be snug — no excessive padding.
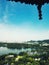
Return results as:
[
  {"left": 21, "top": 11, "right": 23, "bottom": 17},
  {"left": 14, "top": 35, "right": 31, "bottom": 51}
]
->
[
  {"left": 26, "top": 39, "right": 49, "bottom": 44},
  {"left": 0, "top": 39, "right": 49, "bottom": 49},
  {"left": 0, "top": 39, "right": 49, "bottom": 44}
]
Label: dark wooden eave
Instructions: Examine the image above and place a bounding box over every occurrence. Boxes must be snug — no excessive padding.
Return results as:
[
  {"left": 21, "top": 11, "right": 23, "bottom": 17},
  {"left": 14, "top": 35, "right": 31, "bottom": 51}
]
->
[{"left": 7, "top": 0, "right": 49, "bottom": 20}]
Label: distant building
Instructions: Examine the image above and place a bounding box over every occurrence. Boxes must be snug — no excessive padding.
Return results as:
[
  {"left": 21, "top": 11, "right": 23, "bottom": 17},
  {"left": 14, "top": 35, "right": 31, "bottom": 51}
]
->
[
  {"left": 42, "top": 43, "right": 49, "bottom": 46},
  {"left": 35, "top": 58, "right": 40, "bottom": 61},
  {"left": 5, "top": 55, "right": 14, "bottom": 59}
]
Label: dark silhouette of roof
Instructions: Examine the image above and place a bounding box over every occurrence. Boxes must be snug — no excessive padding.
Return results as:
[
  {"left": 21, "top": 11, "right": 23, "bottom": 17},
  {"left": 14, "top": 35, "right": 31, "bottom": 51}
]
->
[{"left": 7, "top": 0, "right": 49, "bottom": 20}]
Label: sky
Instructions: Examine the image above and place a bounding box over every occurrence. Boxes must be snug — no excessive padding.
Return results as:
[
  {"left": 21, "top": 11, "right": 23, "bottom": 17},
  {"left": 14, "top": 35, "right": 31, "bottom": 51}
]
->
[{"left": 0, "top": 0, "right": 49, "bottom": 42}]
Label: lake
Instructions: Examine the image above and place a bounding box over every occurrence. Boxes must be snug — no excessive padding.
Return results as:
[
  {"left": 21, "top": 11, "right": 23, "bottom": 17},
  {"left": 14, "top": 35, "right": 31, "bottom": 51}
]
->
[{"left": 0, "top": 47, "right": 31, "bottom": 55}]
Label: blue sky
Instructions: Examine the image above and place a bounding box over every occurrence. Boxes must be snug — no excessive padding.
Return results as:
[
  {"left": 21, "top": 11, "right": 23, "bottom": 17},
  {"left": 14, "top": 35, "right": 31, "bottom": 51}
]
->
[{"left": 0, "top": 0, "right": 49, "bottom": 42}]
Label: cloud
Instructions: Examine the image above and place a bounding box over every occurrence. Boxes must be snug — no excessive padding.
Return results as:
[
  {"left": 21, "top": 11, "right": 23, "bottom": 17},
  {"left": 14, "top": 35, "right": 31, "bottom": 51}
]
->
[
  {"left": 2, "top": 15, "right": 7, "bottom": 23},
  {"left": 0, "top": 23, "right": 34, "bottom": 42},
  {"left": 0, "top": 15, "right": 9, "bottom": 24},
  {"left": 0, "top": 23, "right": 49, "bottom": 42}
]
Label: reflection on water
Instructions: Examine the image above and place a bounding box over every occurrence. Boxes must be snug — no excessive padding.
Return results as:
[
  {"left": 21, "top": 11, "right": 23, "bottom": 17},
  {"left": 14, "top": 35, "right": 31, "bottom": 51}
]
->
[{"left": 0, "top": 47, "right": 31, "bottom": 55}]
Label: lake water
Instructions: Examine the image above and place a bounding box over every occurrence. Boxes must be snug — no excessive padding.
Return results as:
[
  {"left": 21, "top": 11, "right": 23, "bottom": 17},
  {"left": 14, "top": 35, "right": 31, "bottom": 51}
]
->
[{"left": 0, "top": 47, "right": 31, "bottom": 55}]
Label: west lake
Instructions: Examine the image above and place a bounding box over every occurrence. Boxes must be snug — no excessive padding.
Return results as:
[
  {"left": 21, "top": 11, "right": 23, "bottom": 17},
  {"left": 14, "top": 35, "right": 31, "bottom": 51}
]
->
[{"left": 0, "top": 47, "right": 31, "bottom": 55}]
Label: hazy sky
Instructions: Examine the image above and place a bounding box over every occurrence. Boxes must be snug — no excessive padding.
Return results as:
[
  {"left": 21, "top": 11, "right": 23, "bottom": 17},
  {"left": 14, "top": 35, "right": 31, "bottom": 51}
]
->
[{"left": 0, "top": 0, "right": 49, "bottom": 42}]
